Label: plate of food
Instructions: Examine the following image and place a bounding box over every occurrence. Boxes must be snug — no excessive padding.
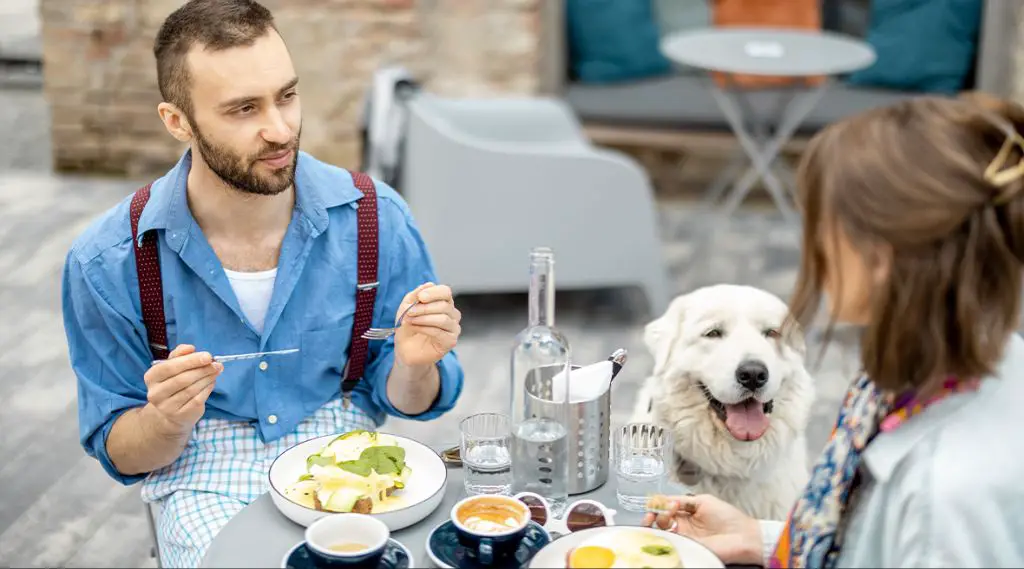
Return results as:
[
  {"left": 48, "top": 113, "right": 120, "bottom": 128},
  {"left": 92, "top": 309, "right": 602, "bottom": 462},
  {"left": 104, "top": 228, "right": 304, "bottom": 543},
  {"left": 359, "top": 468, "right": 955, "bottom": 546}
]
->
[
  {"left": 527, "top": 526, "right": 724, "bottom": 568},
  {"left": 269, "top": 430, "right": 447, "bottom": 530}
]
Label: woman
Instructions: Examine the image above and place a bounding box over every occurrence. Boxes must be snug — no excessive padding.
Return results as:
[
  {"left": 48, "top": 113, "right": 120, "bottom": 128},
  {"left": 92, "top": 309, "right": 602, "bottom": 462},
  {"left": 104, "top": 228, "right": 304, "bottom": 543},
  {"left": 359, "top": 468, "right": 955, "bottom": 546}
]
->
[{"left": 646, "top": 93, "right": 1024, "bottom": 567}]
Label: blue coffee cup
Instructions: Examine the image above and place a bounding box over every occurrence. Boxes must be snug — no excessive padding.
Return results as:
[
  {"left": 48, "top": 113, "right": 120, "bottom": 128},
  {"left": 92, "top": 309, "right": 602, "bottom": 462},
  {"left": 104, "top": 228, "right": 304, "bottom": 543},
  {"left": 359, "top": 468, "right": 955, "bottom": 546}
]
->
[
  {"left": 450, "top": 495, "right": 531, "bottom": 565},
  {"left": 305, "top": 514, "right": 390, "bottom": 567}
]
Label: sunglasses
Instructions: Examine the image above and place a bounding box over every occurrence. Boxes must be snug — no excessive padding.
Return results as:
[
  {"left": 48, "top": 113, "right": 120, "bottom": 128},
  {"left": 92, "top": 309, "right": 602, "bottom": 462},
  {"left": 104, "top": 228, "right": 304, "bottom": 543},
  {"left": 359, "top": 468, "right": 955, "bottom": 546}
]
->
[{"left": 514, "top": 492, "right": 617, "bottom": 536}]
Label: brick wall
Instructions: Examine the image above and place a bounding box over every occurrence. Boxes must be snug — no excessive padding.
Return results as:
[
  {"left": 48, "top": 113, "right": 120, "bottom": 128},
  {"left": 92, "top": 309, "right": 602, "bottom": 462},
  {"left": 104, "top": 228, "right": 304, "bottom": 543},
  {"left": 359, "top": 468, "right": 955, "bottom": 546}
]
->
[{"left": 38, "top": 0, "right": 543, "bottom": 177}]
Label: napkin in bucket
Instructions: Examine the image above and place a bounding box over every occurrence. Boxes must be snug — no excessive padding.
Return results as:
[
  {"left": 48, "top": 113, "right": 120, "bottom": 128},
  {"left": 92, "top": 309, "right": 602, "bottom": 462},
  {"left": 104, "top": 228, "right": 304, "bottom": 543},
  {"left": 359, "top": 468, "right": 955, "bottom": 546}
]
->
[{"left": 549, "top": 360, "right": 614, "bottom": 403}]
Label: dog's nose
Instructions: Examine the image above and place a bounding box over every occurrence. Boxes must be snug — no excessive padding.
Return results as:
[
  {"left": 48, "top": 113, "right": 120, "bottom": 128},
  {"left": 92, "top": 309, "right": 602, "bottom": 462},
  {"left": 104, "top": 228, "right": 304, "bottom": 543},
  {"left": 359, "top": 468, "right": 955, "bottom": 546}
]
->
[{"left": 736, "top": 360, "right": 769, "bottom": 391}]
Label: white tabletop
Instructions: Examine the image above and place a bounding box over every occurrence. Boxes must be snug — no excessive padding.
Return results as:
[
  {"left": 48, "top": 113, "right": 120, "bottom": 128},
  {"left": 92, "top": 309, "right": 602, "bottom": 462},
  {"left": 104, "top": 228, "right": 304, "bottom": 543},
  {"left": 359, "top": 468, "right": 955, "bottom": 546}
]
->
[
  {"left": 201, "top": 465, "right": 758, "bottom": 568},
  {"left": 661, "top": 27, "right": 876, "bottom": 77}
]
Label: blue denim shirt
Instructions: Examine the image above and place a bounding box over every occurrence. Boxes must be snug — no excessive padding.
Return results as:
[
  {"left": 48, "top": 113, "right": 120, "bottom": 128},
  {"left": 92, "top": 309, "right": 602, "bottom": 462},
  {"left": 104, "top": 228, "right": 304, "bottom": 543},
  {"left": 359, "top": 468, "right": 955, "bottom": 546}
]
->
[{"left": 62, "top": 150, "right": 465, "bottom": 485}]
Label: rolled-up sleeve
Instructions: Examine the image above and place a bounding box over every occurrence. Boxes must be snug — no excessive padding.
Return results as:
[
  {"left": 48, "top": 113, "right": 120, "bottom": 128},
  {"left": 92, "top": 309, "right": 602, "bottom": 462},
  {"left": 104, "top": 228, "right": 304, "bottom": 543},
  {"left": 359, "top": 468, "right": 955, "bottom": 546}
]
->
[
  {"left": 62, "top": 251, "right": 151, "bottom": 485},
  {"left": 363, "top": 194, "right": 464, "bottom": 421}
]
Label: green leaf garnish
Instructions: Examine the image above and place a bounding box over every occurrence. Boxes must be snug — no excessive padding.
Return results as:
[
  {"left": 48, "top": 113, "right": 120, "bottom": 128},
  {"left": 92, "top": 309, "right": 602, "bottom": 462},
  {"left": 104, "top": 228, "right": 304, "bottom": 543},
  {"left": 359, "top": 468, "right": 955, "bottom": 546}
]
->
[
  {"left": 306, "top": 454, "right": 335, "bottom": 470},
  {"left": 315, "top": 446, "right": 407, "bottom": 478},
  {"left": 298, "top": 474, "right": 314, "bottom": 482},
  {"left": 362, "top": 446, "right": 406, "bottom": 474},
  {"left": 641, "top": 545, "right": 673, "bottom": 556},
  {"left": 337, "top": 459, "right": 374, "bottom": 477}
]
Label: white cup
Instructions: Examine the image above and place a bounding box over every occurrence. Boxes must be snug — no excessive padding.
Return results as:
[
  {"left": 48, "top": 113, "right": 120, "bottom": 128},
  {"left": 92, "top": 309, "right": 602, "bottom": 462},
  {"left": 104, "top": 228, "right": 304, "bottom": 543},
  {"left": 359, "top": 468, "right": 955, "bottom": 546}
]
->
[{"left": 305, "top": 514, "right": 390, "bottom": 565}]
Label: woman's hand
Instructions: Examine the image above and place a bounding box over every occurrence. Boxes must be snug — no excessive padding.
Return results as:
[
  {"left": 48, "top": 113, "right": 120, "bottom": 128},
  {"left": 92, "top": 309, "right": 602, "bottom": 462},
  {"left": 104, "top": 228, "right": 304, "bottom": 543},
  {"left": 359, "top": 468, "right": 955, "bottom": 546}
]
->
[{"left": 643, "top": 494, "right": 764, "bottom": 565}]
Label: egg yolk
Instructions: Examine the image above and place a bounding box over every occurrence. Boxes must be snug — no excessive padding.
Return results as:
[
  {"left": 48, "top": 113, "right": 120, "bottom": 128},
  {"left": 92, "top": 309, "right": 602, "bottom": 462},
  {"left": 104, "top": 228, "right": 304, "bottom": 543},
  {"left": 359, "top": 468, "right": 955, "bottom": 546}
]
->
[{"left": 569, "top": 545, "right": 616, "bottom": 569}]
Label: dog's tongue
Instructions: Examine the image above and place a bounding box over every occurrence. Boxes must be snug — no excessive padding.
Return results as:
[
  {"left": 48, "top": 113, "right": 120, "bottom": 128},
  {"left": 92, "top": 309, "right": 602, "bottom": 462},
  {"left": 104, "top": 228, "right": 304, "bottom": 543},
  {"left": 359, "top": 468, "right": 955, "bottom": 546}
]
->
[{"left": 724, "top": 400, "right": 769, "bottom": 441}]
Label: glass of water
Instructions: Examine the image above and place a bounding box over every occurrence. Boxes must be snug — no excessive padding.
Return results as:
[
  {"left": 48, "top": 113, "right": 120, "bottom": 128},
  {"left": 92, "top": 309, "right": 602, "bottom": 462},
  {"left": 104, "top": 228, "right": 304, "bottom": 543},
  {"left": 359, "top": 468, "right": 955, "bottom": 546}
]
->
[
  {"left": 613, "top": 423, "right": 672, "bottom": 512},
  {"left": 460, "top": 413, "right": 513, "bottom": 496}
]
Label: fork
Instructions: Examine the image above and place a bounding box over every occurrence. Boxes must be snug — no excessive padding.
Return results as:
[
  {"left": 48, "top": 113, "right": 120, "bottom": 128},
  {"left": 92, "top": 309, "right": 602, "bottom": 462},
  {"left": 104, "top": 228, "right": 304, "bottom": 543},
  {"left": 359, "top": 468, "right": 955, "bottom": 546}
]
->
[{"left": 361, "top": 301, "right": 419, "bottom": 340}]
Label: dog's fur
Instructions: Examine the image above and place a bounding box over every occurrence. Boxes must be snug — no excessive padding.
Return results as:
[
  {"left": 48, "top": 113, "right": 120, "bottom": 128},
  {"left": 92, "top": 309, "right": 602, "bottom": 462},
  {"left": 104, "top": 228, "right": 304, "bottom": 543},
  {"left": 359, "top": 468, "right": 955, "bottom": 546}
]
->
[{"left": 630, "top": 284, "right": 814, "bottom": 520}]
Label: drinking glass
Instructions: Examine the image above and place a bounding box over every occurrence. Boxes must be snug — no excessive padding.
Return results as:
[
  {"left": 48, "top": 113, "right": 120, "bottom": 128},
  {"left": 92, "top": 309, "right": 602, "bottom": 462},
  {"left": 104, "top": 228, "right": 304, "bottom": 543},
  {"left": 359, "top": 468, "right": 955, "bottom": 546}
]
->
[
  {"left": 612, "top": 423, "right": 672, "bottom": 511},
  {"left": 460, "top": 413, "right": 513, "bottom": 496}
]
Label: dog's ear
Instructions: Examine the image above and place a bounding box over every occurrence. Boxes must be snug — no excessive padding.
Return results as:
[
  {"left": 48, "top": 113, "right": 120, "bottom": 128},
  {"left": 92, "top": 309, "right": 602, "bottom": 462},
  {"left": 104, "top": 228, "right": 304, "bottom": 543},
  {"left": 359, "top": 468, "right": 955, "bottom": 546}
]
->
[
  {"left": 785, "top": 319, "right": 808, "bottom": 357},
  {"left": 644, "top": 295, "right": 687, "bottom": 376}
]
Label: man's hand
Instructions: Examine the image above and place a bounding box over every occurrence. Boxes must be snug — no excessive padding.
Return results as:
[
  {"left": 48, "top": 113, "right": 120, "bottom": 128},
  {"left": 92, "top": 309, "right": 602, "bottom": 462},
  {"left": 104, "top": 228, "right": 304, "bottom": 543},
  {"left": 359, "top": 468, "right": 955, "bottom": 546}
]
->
[
  {"left": 394, "top": 282, "right": 461, "bottom": 366},
  {"left": 142, "top": 344, "right": 223, "bottom": 438},
  {"left": 107, "top": 343, "right": 224, "bottom": 476}
]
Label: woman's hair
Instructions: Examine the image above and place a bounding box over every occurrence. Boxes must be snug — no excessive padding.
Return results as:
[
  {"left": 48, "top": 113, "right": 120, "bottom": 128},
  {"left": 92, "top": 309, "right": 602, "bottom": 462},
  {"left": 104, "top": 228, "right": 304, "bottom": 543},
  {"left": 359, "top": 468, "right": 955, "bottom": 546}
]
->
[{"left": 788, "top": 93, "right": 1024, "bottom": 393}]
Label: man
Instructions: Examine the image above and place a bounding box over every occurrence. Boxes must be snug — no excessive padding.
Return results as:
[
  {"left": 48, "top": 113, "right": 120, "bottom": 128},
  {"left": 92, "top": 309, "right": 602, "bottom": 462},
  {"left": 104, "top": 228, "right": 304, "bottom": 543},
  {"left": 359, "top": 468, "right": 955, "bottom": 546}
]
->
[{"left": 60, "top": 1, "right": 464, "bottom": 566}]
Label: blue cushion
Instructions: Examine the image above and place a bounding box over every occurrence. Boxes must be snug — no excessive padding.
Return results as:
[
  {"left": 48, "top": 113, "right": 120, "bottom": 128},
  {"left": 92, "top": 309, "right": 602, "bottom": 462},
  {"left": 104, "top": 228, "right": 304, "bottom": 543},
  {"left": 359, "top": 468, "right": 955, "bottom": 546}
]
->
[
  {"left": 567, "top": 0, "right": 672, "bottom": 84},
  {"left": 848, "top": 0, "right": 983, "bottom": 94}
]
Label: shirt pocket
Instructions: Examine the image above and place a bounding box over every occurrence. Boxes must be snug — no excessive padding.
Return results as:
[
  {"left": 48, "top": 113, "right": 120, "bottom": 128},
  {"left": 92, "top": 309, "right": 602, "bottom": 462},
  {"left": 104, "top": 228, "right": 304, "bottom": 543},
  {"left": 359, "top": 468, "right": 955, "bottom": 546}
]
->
[{"left": 300, "top": 325, "right": 352, "bottom": 389}]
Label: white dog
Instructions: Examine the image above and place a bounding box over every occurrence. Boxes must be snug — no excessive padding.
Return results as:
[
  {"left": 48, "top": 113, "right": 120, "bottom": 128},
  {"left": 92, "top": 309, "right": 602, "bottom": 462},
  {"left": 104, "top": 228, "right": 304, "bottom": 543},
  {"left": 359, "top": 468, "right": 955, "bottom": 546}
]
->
[{"left": 630, "top": 284, "right": 814, "bottom": 520}]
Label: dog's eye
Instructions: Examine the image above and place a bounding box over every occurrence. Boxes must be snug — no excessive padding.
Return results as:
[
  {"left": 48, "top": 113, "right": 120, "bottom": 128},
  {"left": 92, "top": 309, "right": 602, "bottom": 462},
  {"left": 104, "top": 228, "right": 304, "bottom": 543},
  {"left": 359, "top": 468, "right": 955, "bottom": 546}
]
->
[
  {"left": 764, "top": 328, "right": 781, "bottom": 339},
  {"left": 702, "top": 328, "right": 723, "bottom": 339}
]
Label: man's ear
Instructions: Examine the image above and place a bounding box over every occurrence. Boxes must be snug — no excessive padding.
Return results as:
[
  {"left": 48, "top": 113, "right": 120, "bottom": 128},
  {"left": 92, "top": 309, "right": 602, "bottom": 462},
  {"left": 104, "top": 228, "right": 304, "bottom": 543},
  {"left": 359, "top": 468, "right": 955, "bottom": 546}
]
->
[
  {"left": 158, "top": 101, "right": 194, "bottom": 143},
  {"left": 644, "top": 294, "right": 687, "bottom": 377}
]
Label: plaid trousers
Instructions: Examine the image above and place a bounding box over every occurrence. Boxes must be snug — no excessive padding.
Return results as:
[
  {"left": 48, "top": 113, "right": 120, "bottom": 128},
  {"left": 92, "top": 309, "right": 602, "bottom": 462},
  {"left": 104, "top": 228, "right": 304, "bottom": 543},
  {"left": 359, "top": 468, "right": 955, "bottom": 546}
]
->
[{"left": 141, "top": 398, "right": 377, "bottom": 568}]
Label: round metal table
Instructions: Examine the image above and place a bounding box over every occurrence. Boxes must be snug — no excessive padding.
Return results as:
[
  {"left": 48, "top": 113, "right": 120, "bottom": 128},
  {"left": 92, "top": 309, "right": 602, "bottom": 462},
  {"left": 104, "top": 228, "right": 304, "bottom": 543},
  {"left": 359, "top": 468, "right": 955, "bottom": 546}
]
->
[
  {"left": 660, "top": 28, "right": 876, "bottom": 78},
  {"left": 201, "top": 464, "right": 758, "bottom": 568},
  {"left": 659, "top": 28, "right": 876, "bottom": 224}
]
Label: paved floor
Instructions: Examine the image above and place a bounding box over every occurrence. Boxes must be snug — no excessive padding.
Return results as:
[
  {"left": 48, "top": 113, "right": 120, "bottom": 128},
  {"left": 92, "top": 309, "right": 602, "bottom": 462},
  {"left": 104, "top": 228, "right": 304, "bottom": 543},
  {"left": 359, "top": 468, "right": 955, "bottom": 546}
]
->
[{"left": 0, "top": 80, "right": 866, "bottom": 567}]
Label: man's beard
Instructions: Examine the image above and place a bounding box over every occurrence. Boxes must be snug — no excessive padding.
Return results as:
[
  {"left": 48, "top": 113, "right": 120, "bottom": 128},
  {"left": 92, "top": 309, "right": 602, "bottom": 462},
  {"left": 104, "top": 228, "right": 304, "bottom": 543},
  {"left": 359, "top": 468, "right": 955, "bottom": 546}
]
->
[{"left": 193, "top": 122, "right": 301, "bottom": 196}]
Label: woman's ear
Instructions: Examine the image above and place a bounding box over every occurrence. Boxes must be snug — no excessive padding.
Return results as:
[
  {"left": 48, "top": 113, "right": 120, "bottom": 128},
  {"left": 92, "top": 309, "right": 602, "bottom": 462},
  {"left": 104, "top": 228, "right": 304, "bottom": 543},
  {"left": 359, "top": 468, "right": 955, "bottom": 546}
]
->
[{"left": 869, "top": 240, "right": 894, "bottom": 287}]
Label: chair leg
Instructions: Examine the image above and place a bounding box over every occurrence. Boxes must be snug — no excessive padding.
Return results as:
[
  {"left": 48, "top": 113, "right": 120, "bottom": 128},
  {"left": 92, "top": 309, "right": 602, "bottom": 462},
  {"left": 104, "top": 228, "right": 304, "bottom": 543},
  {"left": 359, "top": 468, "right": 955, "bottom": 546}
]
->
[{"left": 145, "top": 501, "right": 163, "bottom": 568}]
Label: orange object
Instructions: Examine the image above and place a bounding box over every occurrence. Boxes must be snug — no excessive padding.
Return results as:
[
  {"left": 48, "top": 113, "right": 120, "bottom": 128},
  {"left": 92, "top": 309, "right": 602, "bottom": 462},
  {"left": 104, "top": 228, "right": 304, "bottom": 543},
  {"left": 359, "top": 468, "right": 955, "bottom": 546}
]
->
[
  {"left": 568, "top": 545, "right": 617, "bottom": 569},
  {"left": 710, "top": 0, "right": 824, "bottom": 89}
]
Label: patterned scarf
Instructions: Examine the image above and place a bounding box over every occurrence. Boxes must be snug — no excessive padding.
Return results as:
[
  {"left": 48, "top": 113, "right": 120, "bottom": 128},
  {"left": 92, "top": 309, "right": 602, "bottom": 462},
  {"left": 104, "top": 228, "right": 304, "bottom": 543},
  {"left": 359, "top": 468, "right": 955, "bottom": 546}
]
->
[{"left": 769, "top": 375, "right": 980, "bottom": 568}]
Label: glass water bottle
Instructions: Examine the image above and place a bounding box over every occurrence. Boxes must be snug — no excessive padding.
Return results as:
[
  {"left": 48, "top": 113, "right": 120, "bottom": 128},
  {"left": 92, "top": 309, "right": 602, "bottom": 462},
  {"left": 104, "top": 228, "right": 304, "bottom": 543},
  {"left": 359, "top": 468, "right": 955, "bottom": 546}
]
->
[{"left": 510, "top": 247, "right": 571, "bottom": 515}]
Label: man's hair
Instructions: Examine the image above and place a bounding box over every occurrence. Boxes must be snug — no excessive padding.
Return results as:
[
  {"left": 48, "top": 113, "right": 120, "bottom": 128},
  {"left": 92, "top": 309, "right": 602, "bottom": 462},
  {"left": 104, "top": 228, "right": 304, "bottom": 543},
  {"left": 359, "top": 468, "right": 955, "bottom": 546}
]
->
[{"left": 153, "top": 0, "right": 277, "bottom": 116}]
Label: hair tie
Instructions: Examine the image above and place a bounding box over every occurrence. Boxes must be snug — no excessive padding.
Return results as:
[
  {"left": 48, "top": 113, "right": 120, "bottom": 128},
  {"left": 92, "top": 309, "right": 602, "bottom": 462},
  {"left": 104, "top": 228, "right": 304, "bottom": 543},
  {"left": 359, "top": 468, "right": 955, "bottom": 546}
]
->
[{"left": 984, "top": 130, "right": 1024, "bottom": 205}]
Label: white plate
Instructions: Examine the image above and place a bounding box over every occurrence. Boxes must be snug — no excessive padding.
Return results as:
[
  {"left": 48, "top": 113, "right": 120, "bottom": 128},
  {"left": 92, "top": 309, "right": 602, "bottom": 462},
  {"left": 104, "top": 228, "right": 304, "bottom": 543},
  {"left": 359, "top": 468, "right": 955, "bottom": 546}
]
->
[
  {"left": 268, "top": 432, "right": 447, "bottom": 530},
  {"left": 528, "top": 526, "right": 724, "bottom": 568}
]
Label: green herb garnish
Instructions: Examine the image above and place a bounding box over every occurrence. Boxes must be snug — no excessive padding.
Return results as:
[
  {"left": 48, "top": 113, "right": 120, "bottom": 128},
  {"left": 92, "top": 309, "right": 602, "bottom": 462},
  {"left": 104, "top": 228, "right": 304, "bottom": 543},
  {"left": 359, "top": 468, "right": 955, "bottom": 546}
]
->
[
  {"left": 330, "top": 446, "right": 407, "bottom": 477},
  {"left": 337, "top": 459, "right": 373, "bottom": 476},
  {"left": 306, "top": 454, "right": 335, "bottom": 470},
  {"left": 641, "top": 545, "right": 673, "bottom": 556},
  {"left": 298, "top": 473, "right": 314, "bottom": 482}
]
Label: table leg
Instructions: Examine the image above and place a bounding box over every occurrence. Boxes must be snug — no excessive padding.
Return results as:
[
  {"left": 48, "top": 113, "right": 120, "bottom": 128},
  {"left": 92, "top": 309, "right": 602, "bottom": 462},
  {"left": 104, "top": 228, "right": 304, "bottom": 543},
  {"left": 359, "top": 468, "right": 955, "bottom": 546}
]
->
[
  {"left": 701, "top": 149, "right": 748, "bottom": 210},
  {"left": 707, "top": 79, "right": 831, "bottom": 223}
]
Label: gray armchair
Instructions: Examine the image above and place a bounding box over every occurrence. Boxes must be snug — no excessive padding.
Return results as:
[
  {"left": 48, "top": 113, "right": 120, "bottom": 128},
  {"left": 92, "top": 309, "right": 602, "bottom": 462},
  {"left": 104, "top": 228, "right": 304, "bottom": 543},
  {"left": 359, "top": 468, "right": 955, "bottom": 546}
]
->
[{"left": 398, "top": 92, "right": 671, "bottom": 315}]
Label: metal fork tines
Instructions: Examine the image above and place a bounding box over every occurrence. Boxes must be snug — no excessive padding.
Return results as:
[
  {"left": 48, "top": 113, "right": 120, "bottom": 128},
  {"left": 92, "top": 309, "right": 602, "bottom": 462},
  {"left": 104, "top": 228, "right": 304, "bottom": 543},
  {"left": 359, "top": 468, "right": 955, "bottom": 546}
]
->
[
  {"left": 150, "top": 348, "right": 299, "bottom": 366},
  {"left": 361, "top": 301, "right": 419, "bottom": 340}
]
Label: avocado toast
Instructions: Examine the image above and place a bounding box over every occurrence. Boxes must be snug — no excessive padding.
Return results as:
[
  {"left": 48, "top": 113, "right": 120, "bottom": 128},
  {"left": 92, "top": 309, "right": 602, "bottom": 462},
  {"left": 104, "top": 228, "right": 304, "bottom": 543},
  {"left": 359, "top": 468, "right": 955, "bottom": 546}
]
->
[{"left": 283, "top": 430, "right": 413, "bottom": 513}]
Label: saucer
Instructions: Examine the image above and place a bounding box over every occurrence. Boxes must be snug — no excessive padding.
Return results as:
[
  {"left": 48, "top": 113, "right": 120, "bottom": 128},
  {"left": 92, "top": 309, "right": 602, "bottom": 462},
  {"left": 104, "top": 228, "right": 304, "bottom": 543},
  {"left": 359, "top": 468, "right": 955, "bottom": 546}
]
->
[
  {"left": 281, "top": 538, "right": 413, "bottom": 569},
  {"left": 426, "top": 520, "right": 551, "bottom": 569}
]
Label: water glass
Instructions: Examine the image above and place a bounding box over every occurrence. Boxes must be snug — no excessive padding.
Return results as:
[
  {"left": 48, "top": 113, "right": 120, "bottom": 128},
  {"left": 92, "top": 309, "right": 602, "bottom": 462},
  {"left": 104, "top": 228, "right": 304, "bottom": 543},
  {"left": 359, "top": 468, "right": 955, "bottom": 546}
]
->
[
  {"left": 460, "top": 413, "right": 513, "bottom": 496},
  {"left": 612, "top": 423, "right": 672, "bottom": 512}
]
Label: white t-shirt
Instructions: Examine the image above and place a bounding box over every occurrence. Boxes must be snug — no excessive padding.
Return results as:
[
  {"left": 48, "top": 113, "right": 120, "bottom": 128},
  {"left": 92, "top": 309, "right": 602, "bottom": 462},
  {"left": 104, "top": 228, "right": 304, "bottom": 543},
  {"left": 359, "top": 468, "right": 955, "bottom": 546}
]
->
[{"left": 223, "top": 267, "right": 278, "bottom": 335}]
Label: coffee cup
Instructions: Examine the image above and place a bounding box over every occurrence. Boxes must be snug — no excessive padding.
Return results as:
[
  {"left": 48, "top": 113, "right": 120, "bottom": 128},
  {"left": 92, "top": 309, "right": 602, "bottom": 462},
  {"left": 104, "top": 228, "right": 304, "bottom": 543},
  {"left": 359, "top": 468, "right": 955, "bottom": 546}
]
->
[
  {"left": 305, "top": 514, "right": 390, "bottom": 567},
  {"left": 450, "top": 495, "right": 531, "bottom": 564}
]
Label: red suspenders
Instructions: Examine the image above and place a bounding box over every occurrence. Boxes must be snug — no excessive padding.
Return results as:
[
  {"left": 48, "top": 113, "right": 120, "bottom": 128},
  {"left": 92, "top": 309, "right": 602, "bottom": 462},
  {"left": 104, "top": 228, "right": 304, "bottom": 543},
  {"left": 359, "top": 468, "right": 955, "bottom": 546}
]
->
[
  {"left": 128, "top": 172, "right": 380, "bottom": 399},
  {"left": 129, "top": 183, "right": 170, "bottom": 361}
]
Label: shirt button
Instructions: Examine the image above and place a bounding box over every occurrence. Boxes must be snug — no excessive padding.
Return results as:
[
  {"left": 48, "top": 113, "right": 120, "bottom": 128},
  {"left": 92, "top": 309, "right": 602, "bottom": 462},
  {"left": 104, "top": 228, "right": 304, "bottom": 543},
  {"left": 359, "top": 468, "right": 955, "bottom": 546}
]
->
[
  {"left": 267, "top": 414, "right": 278, "bottom": 425},
  {"left": 259, "top": 361, "right": 269, "bottom": 371}
]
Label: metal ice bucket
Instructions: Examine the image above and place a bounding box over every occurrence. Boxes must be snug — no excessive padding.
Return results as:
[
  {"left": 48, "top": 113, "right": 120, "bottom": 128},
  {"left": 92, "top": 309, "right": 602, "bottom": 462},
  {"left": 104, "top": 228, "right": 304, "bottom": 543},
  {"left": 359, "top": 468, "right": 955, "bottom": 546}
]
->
[{"left": 523, "top": 364, "right": 610, "bottom": 495}]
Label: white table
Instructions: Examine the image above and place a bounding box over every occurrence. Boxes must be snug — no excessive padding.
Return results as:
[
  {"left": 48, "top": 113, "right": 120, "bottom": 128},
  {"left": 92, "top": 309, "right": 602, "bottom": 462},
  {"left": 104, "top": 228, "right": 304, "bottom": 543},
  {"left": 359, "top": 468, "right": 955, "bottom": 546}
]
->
[
  {"left": 201, "top": 465, "right": 759, "bottom": 568},
  {"left": 660, "top": 28, "right": 876, "bottom": 222}
]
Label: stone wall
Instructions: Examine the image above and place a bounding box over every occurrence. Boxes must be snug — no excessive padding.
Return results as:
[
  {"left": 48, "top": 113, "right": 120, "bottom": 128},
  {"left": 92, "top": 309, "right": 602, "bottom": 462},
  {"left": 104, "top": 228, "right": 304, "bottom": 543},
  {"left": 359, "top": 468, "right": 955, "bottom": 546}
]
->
[{"left": 38, "top": 0, "right": 542, "bottom": 177}]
